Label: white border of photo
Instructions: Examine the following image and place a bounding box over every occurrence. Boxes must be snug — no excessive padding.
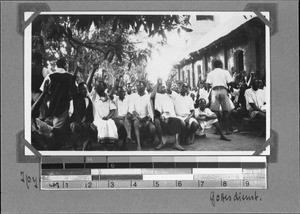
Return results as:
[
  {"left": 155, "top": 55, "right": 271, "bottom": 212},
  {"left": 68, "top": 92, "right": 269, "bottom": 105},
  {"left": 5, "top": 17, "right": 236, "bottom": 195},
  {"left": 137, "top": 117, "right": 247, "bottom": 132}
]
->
[{"left": 24, "top": 11, "right": 270, "bottom": 156}]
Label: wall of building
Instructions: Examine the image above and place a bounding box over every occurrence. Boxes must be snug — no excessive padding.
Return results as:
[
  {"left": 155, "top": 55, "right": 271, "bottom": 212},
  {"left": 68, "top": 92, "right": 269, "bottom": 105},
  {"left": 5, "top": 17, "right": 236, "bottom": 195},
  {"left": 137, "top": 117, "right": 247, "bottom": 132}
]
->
[{"left": 177, "top": 22, "right": 265, "bottom": 88}]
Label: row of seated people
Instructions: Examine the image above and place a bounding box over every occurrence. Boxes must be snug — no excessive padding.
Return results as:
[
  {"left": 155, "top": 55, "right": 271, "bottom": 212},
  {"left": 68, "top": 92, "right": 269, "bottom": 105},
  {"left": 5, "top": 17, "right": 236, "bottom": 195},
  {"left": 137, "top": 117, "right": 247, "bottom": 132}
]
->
[
  {"left": 31, "top": 66, "right": 231, "bottom": 151},
  {"left": 31, "top": 60, "right": 265, "bottom": 151}
]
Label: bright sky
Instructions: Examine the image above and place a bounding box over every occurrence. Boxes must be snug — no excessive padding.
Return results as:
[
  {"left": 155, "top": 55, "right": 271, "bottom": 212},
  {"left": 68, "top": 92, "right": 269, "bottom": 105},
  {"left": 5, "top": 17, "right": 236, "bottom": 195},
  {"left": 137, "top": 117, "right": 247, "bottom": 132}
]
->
[
  {"left": 146, "top": 30, "right": 187, "bottom": 83},
  {"left": 145, "top": 13, "right": 244, "bottom": 83}
]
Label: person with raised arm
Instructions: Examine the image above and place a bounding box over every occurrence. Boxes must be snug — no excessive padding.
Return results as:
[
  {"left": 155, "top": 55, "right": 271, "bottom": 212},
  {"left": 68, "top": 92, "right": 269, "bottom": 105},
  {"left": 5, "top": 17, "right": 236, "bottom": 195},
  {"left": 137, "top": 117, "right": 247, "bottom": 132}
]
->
[
  {"left": 166, "top": 77, "right": 200, "bottom": 145},
  {"left": 125, "top": 78, "right": 158, "bottom": 151},
  {"left": 89, "top": 77, "right": 118, "bottom": 149},
  {"left": 151, "top": 78, "right": 185, "bottom": 151}
]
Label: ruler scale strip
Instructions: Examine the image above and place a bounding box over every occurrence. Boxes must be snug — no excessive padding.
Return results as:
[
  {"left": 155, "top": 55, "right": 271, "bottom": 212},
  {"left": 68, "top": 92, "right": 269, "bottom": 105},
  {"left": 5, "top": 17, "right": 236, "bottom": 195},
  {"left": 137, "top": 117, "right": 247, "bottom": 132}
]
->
[{"left": 41, "top": 156, "right": 267, "bottom": 190}]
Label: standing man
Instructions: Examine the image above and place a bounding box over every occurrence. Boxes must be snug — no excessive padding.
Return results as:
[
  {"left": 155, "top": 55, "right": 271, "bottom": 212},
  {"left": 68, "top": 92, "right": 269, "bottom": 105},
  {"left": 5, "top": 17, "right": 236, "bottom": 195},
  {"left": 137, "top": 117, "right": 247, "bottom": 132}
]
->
[
  {"left": 125, "top": 79, "right": 158, "bottom": 151},
  {"left": 40, "top": 58, "right": 77, "bottom": 130},
  {"left": 205, "top": 59, "right": 234, "bottom": 135}
]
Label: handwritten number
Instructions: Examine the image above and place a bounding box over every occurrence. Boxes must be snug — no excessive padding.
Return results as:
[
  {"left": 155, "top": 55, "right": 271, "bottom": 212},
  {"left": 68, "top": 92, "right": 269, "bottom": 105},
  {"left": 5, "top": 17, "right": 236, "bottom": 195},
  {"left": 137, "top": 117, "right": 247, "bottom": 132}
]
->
[
  {"left": 245, "top": 181, "right": 250, "bottom": 187},
  {"left": 155, "top": 181, "right": 159, "bottom": 187},
  {"left": 26, "top": 175, "right": 30, "bottom": 189},
  {"left": 32, "top": 177, "right": 38, "bottom": 189},
  {"left": 132, "top": 182, "right": 137, "bottom": 187},
  {"left": 222, "top": 181, "right": 227, "bottom": 187},
  {"left": 177, "top": 181, "right": 182, "bottom": 187},
  {"left": 20, "top": 171, "right": 24, "bottom": 182},
  {"left": 20, "top": 172, "right": 39, "bottom": 189},
  {"left": 200, "top": 181, "right": 204, "bottom": 187}
]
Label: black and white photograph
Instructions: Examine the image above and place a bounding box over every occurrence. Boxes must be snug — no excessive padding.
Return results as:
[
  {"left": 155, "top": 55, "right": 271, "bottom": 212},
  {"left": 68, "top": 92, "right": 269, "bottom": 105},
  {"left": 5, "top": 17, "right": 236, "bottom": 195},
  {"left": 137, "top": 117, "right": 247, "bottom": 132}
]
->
[
  {"left": 1, "top": 1, "right": 299, "bottom": 213},
  {"left": 26, "top": 12, "right": 270, "bottom": 154}
]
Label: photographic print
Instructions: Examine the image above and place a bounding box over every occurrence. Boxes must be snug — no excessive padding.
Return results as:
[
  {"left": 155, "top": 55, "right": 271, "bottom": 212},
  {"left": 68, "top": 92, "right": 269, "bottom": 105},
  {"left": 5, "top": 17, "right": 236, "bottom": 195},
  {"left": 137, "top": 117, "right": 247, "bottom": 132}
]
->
[{"left": 25, "top": 11, "right": 270, "bottom": 155}]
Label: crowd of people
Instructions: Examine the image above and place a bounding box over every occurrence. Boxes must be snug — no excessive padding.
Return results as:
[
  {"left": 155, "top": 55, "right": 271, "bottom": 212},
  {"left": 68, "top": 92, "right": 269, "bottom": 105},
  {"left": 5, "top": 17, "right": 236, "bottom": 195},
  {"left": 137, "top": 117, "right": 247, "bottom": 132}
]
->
[{"left": 31, "top": 54, "right": 266, "bottom": 151}]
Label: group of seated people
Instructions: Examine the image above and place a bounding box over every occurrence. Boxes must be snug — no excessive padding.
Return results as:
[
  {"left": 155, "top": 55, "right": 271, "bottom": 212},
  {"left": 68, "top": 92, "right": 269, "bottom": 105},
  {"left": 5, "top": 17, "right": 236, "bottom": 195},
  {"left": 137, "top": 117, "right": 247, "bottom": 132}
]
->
[
  {"left": 187, "top": 70, "right": 266, "bottom": 137},
  {"left": 31, "top": 57, "right": 266, "bottom": 151}
]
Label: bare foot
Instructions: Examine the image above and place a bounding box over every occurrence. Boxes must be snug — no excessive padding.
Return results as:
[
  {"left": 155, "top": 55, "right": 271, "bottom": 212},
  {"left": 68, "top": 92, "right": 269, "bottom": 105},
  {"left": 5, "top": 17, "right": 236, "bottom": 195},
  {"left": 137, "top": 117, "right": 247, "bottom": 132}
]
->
[
  {"left": 155, "top": 143, "right": 165, "bottom": 150},
  {"left": 173, "top": 144, "right": 185, "bottom": 151},
  {"left": 189, "top": 134, "right": 195, "bottom": 144},
  {"left": 126, "top": 137, "right": 132, "bottom": 144}
]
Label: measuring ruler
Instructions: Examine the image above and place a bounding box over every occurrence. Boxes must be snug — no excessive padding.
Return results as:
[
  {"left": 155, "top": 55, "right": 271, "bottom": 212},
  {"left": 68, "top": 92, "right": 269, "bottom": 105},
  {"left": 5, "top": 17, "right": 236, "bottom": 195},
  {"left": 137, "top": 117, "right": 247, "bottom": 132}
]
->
[{"left": 41, "top": 156, "right": 267, "bottom": 190}]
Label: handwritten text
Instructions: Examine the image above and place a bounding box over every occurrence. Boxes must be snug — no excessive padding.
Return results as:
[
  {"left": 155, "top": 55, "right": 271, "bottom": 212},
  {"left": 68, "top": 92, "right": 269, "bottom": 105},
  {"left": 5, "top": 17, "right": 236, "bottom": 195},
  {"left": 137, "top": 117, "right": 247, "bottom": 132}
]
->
[{"left": 210, "top": 191, "right": 262, "bottom": 207}]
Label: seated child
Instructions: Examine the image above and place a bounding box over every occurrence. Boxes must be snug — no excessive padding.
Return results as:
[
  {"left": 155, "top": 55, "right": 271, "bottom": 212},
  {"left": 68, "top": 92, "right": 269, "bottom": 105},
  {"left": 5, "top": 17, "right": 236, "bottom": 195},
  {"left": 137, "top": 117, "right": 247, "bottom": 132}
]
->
[{"left": 194, "top": 98, "right": 231, "bottom": 141}]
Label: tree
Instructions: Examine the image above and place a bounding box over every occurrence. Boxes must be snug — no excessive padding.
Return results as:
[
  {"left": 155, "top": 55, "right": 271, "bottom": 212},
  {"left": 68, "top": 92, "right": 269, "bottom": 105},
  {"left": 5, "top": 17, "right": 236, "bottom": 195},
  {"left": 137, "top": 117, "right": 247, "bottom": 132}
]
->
[{"left": 32, "top": 14, "right": 192, "bottom": 81}]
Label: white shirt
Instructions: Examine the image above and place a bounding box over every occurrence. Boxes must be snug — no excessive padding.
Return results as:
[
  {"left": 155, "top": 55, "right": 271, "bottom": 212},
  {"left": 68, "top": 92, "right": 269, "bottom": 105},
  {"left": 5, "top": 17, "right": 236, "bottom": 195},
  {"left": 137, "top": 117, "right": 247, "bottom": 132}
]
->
[
  {"left": 113, "top": 96, "right": 130, "bottom": 117},
  {"left": 90, "top": 90, "right": 116, "bottom": 122},
  {"left": 206, "top": 68, "right": 233, "bottom": 89},
  {"left": 126, "top": 93, "right": 134, "bottom": 103},
  {"left": 257, "top": 88, "right": 266, "bottom": 104},
  {"left": 155, "top": 93, "right": 176, "bottom": 118},
  {"left": 128, "top": 93, "right": 153, "bottom": 120},
  {"left": 195, "top": 108, "right": 216, "bottom": 118},
  {"left": 198, "top": 88, "right": 210, "bottom": 103},
  {"left": 244, "top": 88, "right": 264, "bottom": 111},
  {"left": 170, "top": 91, "right": 194, "bottom": 118},
  {"left": 42, "top": 67, "right": 52, "bottom": 78}
]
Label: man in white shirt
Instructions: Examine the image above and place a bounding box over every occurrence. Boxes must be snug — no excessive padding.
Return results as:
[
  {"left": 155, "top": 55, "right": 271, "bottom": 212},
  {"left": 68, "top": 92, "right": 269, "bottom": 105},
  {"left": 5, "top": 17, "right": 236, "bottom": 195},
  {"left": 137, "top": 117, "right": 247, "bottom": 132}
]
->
[
  {"left": 126, "top": 82, "right": 133, "bottom": 101},
  {"left": 125, "top": 79, "right": 158, "bottom": 151},
  {"left": 151, "top": 79, "right": 185, "bottom": 151},
  {"left": 244, "top": 79, "right": 266, "bottom": 136},
  {"left": 167, "top": 81, "right": 200, "bottom": 145},
  {"left": 112, "top": 86, "right": 131, "bottom": 150},
  {"left": 195, "top": 98, "right": 231, "bottom": 141},
  {"left": 205, "top": 59, "right": 234, "bottom": 135}
]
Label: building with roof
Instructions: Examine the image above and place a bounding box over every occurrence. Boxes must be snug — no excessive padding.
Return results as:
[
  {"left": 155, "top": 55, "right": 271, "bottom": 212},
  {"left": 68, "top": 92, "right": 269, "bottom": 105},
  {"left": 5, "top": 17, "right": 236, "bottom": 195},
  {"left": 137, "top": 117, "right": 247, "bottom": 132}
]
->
[{"left": 174, "top": 15, "right": 266, "bottom": 88}]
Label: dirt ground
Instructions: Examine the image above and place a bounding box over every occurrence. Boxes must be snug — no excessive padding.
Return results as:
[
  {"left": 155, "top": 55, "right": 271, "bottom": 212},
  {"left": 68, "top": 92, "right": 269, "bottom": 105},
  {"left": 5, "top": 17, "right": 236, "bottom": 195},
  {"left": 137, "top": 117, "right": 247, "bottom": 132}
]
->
[{"left": 89, "top": 128, "right": 266, "bottom": 152}]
